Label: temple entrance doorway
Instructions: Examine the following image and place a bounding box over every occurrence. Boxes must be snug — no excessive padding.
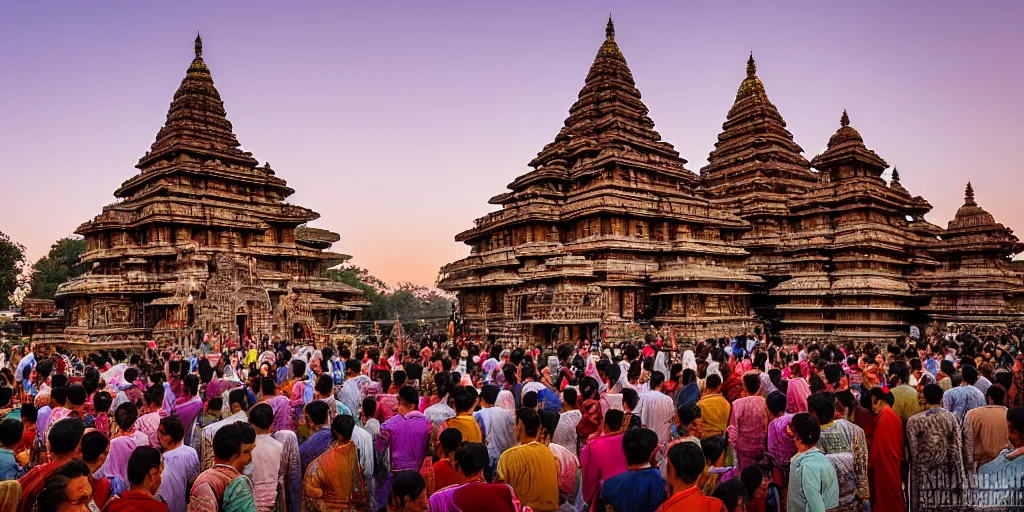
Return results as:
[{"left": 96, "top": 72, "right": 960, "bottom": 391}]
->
[{"left": 236, "top": 314, "right": 247, "bottom": 339}]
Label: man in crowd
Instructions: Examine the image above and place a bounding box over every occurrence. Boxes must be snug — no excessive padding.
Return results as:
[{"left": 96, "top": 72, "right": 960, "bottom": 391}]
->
[
  {"left": 157, "top": 415, "right": 200, "bottom": 512},
  {"left": 787, "top": 412, "right": 839, "bottom": 512},
  {"left": 473, "top": 384, "right": 515, "bottom": 475},
  {"left": 496, "top": 408, "right": 559, "bottom": 512},
  {"left": 635, "top": 371, "right": 675, "bottom": 447},
  {"left": 103, "top": 446, "right": 168, "bottom": 512},
  {"left": 963, "top": 384, "right": 1010, "bottom": 472},
  {"left": 189, "top": 422, "right": 257, "bottom": 512},
  {"left": 907, "top": 384, "right": 966, "bottom": 507},
  {"left": 727, "top": 373, "right": 771, "bottom": 472},
  {"left": 601, "top": 428, "right": 666, "bottom": 511}
]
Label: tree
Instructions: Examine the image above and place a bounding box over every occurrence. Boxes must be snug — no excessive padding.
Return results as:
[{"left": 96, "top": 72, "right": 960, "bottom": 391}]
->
[
  {"left": 0, "top": 232, "right": 26, "bottom": 309},
  {"left": 325, "top": 260, "right": 452, "bottom": 323},
  {"left": 27, "top": 237, "right": 87, "bottom": 300}
]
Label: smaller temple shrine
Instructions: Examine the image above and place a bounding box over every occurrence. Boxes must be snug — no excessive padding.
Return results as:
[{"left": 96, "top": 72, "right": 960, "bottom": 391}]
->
[
  {"left": 920, "top": 182, "right": 1024, "bottom": 324},
  {"left": 55, "top": 35, "right": 366, "bottom": 345}
]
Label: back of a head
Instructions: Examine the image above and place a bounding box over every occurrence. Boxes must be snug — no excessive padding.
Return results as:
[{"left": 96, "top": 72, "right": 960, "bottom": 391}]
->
[
  {"left": 522, "top": 391, "right": 538, "bottom": 409},
  {"left": 766, "top": 390, "right": 787, "bottom": 416},
  {"left": 649, "top": 371, "right": 665, "bottom": 390},
  {"left": 453, "top": 442, "right": 489, "bottom": 477},
  {"left": 48, "top": 418, "right": 86, "bottom": 456},
  {"left": 742, "top": 372, "right": 761, "bottom": 395},
  {"left": 160, "top": 415, "right": 185, "bottom": 445},
  {"left": 480, "top": 384, "right": 499, "bottom": 405},
  {"left": 0, "top": 418, "right": 22, "bottom": 448},
  {"left": 331, "top": 413, "right": 356, "bottom": 442},
  {"left": 700, "top": 435, "right": 728, "bottom": 464},
  {"left": 961, "top": 365, "right": 979, "bottom": 385},
  {"left": 923, "top": 384, "right": 945, "bottom": 406},
  {"left": 677, "top": 404, "right": 701, "bottom": 425},
  {"left": 398, "top": 385, "right": 419, "bottom": 407},
  {"left": 806, "top": 392, "right": 836, "bottom": 425},
  {"left": 438, "top": 427, "right": 462, "bottom": 454},
  {"left": 622, "top": 428, "right": 659, "bottom": 465},
  {"left": 315, "top": 374, "right": 333, "bottom": 397},
  {"left": 790, "top": 412, "right": 821, "bottom": 446},
  {"left": 516, "top": 407, "right": 541, "bottom": 437},
  {"left": 145, "top": 384, "right": 165, "bottom": 407},
  {"left": 706, "top": 373, "right": 722, "bottom": 390},
  {"left": 21, "top": 403, "right": 38, "bottom": 424},
  {"left": 621, "top": 388, "right": 639, "bottom": 411},
  {"left": 562, "top": 387, "right": 578, "bottom": 408},
  {"left": 538, "top": 409, "right": 560, "bottom": 438},
  {"left": 453, "top": 386, "right": 478, "bottom": 412},
  {"left": 345, "top": 358, "right": 361, "bottom": 375},
  {"left": 79, "top": 430, "right": 109, "bottom": 464},
  {"left": 126, "top": 445, "right": 161, "bottom": 486},
  {"left": 260, "top": 376, "right": 277, "bottom": 397},
  {"left": 390, "top": 470, "right": 426, "bottom": 509},
  {"left": 740, "top": 465, "right": 764, "bottom": 500},
  {"left": 213, "top": 422, "right": 245, "bottom": 461},
  {"left": 666, "top": 441, "right": 705, "bottom": 484},
  {"left": 712, "top": 478, "right": 749, "bottom": 512},
  {"left": 228, "top": 388, "right": 246, "bottom": 410},
  {"left": 66, "top": 384, "right": 87, "bottom": 407},
  {"left": 987, "top": 385, "right": 1006, "bottom": 406},
  {"left": 249, "top": 403, "right": 274, "bottom": 431},
  {"left": 305, "top": 400, "right": 330, "bottom": 427},
  {"left": 1008, "top": 407, "right": 1024, "bottom": 435},
  {"left": 604, "top": 409, "right": 625, "bottom": 431}
]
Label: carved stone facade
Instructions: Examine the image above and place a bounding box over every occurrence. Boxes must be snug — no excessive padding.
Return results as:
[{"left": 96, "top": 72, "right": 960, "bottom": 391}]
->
[
  {"left": 56, "top": 35, "right": 366, "bottom": 344},
  {"left": 439, "top": 19, "right": 1024, "bottom": 347}
]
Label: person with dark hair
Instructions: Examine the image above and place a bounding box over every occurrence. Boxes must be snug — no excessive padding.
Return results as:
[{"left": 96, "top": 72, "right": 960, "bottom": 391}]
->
[
  {"left": 18, "top": 417, "right": 86, "bottom": 512},
  {"left": 787, "top": 412, "right": 839, "bottom": 512},
  {"left": 905, "top": 383, "right": 966, "bottom": 508},
  {"left": 247, "top": 404, "right": 284, "bottom": 512},
  {"left": 977, "top": 408, "right": 1024, "bottom": 486},
  {"left": 156, "top": 415, "right": 199, "bottom": 512},
  {"left": 727, "top": 372, "right": 771, "bottom": 472},
  {"left": 199, "top": 388, "right": 249, "bottom": 471},
  {"left": 712, "top": 478, "right": 749, "bottom": 512},
  {"left": 430, "top": 428, "right": 464, "bottom": 493},
  {"left": 15, "top": 402, "right": 38, "bottom": 455},
  {"left": 634, "top": 370, "right": 674, "bottom": 446},
  {"left": 258, "top": 375, "right": 294, "bottom": 433},
  {"left": 299, "top": 400, "right": 332, "bottom": 473},
  {"left": 428, "top": 443, "right": 517, "bottom": 511},
  {"left": 172, "top": 374, "right": 202, "bottom": 446},
  {"left": 79, "top": 430, "right": 120, "bottom": 509},
  {"left": 90, "top": 390, "right": 114, "bottom": 438},
  {"left": 133, "top": 384, "right": 165, "bottom": 448},
  {"left": 963, "top": 384, "right": 1009, "bottom": 473},
  {"left": 102, "top": 446, "right": 167, "bottom": 512},
  {"left": 115, "top": 366, "right": 144, "bottom": 410},
  {"left": 807, "top": 392, "right": 869, "bottom": 507},
  {"left": 190, "top": 422, "right": 256, "bottom": 512},
  {"left": 424, "top": 372, "right": 457, "bottom": 427},
  {"left": 887, "top": 361, "right": 920, "bottom": 423},
  {"left": 441, "top": 386, "right": 483, "bottom": 443},
  {"left": 0, "top": 417, "right": 24, "bottom": 479},
  {"left": 600, "top": 428, "right": 666, "bottom": 511},
  {"left": 474, "top": 384, "right": 515, "bottom": 473},
  {"left": 36, "top": 459, "right": 92, "bottom": 512},
  {"left": 580, "top": 409, "right": 628, "bottom": 510},
  {"left": 697, "top": 373, "right": 730, "bottom": 438},
  {"left": 494, "top": 408, "right": 558, "bottom": 511},
  {"left": 868, "top": 387, "right": 904, "bottom": 512},
  {"left": 360, "top": 396, "right": 380, "bottom": 437},
  {"left": 944, "top": 364, "right": 986, "bottom": 425},
  {"left": 376, "top": 386, "right": 432, "bottom": 508},
  {"left": 301, "top": 414, "right": 369, "bottom": 511},
  {"left": 676, "top": 368, "right": 700, "bottom": 409},
  {"left": 660, "top": 441, "right": 723, "bottom": 511},
  {"left": 388, "top": 470, "right": 428, "bottom": 512}
]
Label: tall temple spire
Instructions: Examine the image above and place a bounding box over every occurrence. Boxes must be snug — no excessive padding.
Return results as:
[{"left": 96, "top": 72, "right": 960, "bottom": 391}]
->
[
  {"left": 747, "top": 51, "right": 756, "bottom": 77},
  {"left": 965, "top": 181, "right": 976, "bottom": 206},
  {"left": 606, "top": 15, "right": 615, "bottom": 41},
  {"left": 891, "top": 167, "right": 900, "bottom": 183},
  {"left": 137, "top": 33, "right": 256, "bottom": 169}
]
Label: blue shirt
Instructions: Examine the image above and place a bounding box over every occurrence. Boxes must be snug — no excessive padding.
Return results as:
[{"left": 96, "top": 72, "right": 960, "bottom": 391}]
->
[
  {"left": 299, "top": 428, "right": 333, "bottom": 474},
  {"left": 943, "top": 385, "right": 986, "bottom": 424},
  {"left": 788, "top": 448, "right": 840, "bottom": 512},
  {"left": 601, "top": 467, "right": 667, "bottom": 512},
  {"left": 0, "top": 448, "right": 24, "bottom": 480}
]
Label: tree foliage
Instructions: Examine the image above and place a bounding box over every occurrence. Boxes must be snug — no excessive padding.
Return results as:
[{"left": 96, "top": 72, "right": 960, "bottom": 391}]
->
[
  {"left": 27, "top": 237, "right": 87, "bottom": 300},
  {"left": 0, "top": 232, "right": 26, "bottom": 309},
  {"left": 325, "top": 261, "right": 452, "bottom": 322}
]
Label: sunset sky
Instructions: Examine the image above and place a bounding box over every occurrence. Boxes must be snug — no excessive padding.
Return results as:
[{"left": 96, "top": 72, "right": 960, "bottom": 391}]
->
[{"left": 2, "top": 1, "right": 1022, "bottom": 287}]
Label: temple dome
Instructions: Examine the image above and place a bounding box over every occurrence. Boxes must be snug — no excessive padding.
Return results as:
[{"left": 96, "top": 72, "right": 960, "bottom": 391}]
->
[
  {"left": 734, "top": 53, "right": 767, "bottom": 102},
  {"left": 949, "top": 181, "right": 996, "bottom": 229},
  {"left": 827, "top": 110, "right": 864, "bottom": 147}
]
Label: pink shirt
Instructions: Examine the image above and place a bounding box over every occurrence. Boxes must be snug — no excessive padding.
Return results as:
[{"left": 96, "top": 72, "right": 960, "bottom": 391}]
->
[
  {"left": 580, "top": 432, "right": 628, "bottom": 511},
  {"left": 727, "top": 396, "right": 769, "bottom": 460}
]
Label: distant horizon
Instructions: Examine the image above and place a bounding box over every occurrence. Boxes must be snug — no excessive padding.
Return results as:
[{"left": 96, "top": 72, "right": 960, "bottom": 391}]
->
[{"left": 2, "top": 2, "right": 1023, "bottom": 287}]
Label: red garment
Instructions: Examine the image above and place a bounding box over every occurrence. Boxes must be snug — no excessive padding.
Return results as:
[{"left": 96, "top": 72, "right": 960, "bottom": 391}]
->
[
  {"left": 854, "top": 406, "right": 877, "bottom": 450},
  {"left": 575, "top": 398, "right": 603, "bottom": 445},
  {"left": 869, "top": 407, "right": 905, "bottom": 512},
  {"left": 13, "top": 424, "right": 35, "bottom": 454},
  {"left": 91, "top": 476, "right": 113, "bottom": 509},
  {"left": 657, "top": 486, "right": 724, "bottom": 512},
  {"left": 101, "top": 490, "right": 170, "bottom": 512},
  {"left": 722, "top": 372, "right": 744, "bottom": 403},
  {"left": 432, "top": 459, "right": 463, "bottom": 492},
  {"left": 451, "top": 482, "right": 519, "bottom": 512},
  {"left": 18, "top": 461, "right": 59, "bottom": 512}
]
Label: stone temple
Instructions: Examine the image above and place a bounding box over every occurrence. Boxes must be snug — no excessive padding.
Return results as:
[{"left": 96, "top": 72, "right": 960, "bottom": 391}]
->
[
  {"left": 56, "top": 35, "right": 366, "bottom": 345},
  {"left": 437, "top": 18, "right": 1024, "bottom": 347}
]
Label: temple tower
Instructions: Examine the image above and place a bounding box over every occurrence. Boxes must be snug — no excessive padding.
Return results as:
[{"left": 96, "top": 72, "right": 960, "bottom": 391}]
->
[{"left": 56, "top": 35, "right": 366, "bottom": 345}]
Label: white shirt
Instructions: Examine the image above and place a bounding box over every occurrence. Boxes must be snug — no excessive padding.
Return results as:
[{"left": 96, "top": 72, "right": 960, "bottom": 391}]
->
[
  {"left": 636, "top": 390, "right": 675, "bottom": 445},
  {"left": 249, "top": 433, "right": 284, "bottom": 512}
]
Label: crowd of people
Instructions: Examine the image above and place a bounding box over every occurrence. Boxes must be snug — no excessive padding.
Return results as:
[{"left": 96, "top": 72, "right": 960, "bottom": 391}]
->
[{"left": 0, "top": 324, "right": 1023, "bottom": 512}]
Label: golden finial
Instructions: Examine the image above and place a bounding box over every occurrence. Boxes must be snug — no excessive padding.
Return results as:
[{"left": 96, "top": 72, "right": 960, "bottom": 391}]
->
[
  {"left": 195, "top": 31, "right": 203, "bottom": 58},
  {"left": 965, "top": 181, "right": 975, "bottom": 205},
  {"left": 891, "top": 167, "right": 900, "bottom": 183},
  {"left": 606, "top": 15, "right": 615, "bottom": 41},
  {"left": 747, "top": 51, "right": 756, "bottom": 77},
  {"left": 840, "top": 109, "right": 850, "bottom": 128}
]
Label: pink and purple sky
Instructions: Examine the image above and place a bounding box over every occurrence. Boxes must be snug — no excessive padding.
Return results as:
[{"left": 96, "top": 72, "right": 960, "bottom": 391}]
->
[{"left": 2, "top": 2, "right": 1022, "bottom": 287}]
